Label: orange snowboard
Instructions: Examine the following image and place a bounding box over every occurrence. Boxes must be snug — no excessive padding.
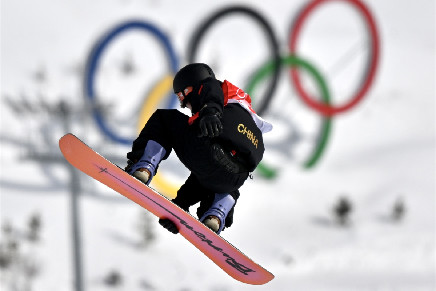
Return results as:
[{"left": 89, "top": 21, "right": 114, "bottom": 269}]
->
[{"left": 59, "top": 133, "right": 274, "bottom": 285}]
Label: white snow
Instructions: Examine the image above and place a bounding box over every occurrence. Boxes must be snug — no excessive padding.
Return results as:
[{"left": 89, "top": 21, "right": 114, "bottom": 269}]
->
[{"left": 1, "top": 0, "right": 435, "bottom": 290}]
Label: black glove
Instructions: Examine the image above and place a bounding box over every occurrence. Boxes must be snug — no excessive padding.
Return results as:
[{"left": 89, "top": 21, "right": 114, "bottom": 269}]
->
[
  {"left": 158, "top": 218, "right": 179, "bottom": 234},
  {"left": 198, "top": 109, "right": 223, "bottom": 138}
]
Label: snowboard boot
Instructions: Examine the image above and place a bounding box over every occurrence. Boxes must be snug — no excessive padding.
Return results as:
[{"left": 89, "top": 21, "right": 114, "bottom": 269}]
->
[
  {"left": 127, "top": 140, "right": 166, "bottom": 185},
  {"left": 200, "top": 193, "right": 235, "bottom": 234}
]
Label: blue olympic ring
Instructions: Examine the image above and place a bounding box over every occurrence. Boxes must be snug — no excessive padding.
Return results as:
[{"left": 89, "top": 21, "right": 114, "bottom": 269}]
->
[{"left": 83, "top": 19, "right": 179, "bottom": 145}]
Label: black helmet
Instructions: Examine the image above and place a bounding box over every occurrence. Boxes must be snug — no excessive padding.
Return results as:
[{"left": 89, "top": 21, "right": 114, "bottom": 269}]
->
[{"left": 173, "top": 63, "right": 215, "bottom": 93}]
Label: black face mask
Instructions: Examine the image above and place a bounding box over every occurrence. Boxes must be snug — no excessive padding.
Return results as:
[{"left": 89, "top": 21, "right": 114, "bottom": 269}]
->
[
  {"left": 176, "top": 77, "right": 221, "bottom": 112},
  {"left": 176, "top": 91, "right": 187, "bottom": 108},
  {"left": 177, "top": 79, "right": 207, "bottom": 108},
  {"left": 180, "top": 93, "right": 190, "bottom": 108},
  {"left": 176, "top": 85, "right": 198, "bottom": 108}
]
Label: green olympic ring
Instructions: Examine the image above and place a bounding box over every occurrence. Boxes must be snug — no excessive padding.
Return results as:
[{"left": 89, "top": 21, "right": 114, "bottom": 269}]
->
[{"left": 245, "top": 55, "right": 332, "bottom": 177}]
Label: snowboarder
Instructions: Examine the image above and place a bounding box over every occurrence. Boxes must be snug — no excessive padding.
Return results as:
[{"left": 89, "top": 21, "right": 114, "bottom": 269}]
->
[{"left": 125, "top": 63, "right": 272, "bottom": 235}]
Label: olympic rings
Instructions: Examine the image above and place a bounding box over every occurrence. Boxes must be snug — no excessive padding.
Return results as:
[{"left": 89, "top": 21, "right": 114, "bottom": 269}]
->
[
  {"left": 83, "top": 2, "right": 380, "bottom": 188},
  {"left": 246, "top": 55, "right": 332, "bottom": 173},
  {"left": 288, "top": 0, "right": 380, "bottom": 116},
  {"left": 187, "top": 5, "right": 281, "bottom": 116},
  {"left": 83, "top": 19, "right": 179, "bottom": 145}
]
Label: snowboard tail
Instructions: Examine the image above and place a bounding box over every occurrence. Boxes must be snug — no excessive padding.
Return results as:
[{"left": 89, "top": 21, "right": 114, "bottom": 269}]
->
[{"left": 59, "top": 133, "right": 274, "bottom": 285}]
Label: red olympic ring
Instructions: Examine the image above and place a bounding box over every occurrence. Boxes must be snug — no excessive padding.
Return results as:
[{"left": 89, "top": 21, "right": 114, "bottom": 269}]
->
[{"left": 289, "top": 0, "right": 380, "bottom": 117}]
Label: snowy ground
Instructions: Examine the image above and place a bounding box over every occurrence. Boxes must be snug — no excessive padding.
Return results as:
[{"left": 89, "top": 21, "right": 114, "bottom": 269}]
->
[{"left": 1, "top": 0, "right": 435, "bottom": 290}]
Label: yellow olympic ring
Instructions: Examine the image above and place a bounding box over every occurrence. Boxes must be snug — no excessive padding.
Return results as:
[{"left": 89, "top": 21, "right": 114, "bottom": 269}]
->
[{"left": 137, "top": 75, "right": 178, "bottom": 199}]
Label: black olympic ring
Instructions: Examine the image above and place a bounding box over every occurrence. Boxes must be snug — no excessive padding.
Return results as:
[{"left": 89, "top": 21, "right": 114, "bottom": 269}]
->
[{"left": 186, "top": 5, "right": 281, "bottom": 116}]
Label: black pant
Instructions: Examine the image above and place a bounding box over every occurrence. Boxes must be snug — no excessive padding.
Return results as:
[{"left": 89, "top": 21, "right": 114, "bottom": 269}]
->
[
  {"left": 172, "top": 174, "right": 237, "bottom": 227},
  {"left": 128, "top": 109, "right": 248, "bottom": 219}
]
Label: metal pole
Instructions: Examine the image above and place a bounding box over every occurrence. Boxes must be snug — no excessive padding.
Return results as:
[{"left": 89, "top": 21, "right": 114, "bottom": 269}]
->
[{"left": 60, "top": 101, "right": 84, "bottom": 291}]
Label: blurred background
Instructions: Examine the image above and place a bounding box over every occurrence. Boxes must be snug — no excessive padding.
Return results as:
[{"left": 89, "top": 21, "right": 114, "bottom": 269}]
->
[{"left": 1, "top": 0, "right": 435, "bottom": 290}]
